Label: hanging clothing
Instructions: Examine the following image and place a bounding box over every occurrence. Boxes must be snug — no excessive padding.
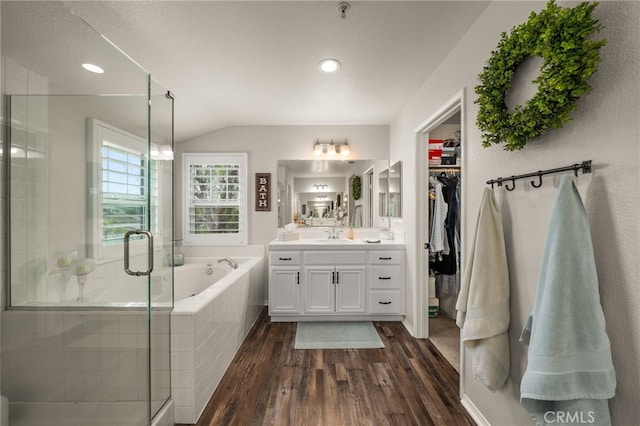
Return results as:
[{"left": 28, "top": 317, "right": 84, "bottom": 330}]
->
[
  {"left": 455, "top": 187, "right": 510, "bottom": 392},
  {"left": 429, "top": 177, "right": 448, "bottom": 254},
  {"left": 519, "top": 175, "right": 616, "bottom": 425},
  {"left": 431, "top": 175, "right": 458, "bottom": 275}
]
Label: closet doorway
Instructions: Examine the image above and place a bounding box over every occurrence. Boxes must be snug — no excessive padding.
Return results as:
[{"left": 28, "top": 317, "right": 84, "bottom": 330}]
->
[{"left": 415, "top": 91, "right": 464, "bottom": 373}]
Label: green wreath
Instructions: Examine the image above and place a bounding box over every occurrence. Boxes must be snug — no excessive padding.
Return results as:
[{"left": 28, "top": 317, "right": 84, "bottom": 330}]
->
[
  {"left": 475, "top": 0, "right": 606, "bottom": 151},
  {"left": 352, "top": 176, "right": 362, "bottom": 201}
]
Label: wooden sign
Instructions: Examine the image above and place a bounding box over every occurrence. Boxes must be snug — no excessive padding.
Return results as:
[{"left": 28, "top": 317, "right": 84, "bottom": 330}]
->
[{"left": 255, "top": 173, "right": 271, "bottom": 211}]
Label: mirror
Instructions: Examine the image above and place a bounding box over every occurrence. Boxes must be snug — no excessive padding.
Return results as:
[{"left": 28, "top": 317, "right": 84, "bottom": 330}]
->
[
  {"left": 278, "top": 160, "right": 389, "bottom": 228},
  {"left": 378, "top": 161, "right": 402, "bottom": 218},
  {"left": 389, "top": 161, "right": 402, "bottom": 217}
]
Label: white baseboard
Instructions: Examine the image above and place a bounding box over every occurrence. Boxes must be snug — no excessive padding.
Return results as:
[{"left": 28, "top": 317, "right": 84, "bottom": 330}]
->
[
  {"left": 460, "top": 395, "right": 491, "bottom": 426},
  {"left": 401, "top": 318, "right": 415, "bottom": 337}
]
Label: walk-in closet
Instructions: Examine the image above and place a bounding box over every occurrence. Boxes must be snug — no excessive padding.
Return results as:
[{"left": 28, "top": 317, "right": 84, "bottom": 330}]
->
[{"left": 426, "top": 112, "right": 461, "bottom": 370}]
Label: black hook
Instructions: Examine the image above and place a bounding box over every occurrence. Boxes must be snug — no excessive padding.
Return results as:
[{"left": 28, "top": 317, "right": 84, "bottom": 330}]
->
[
  {"left": 530, "top": 173, "right": 543, "bottom": 188},
  {"left": 504, "top": 178, "right": 516, "bottom": 191},
  {"left": 573, "top": 164, "right": 580, "bottom": 177}
]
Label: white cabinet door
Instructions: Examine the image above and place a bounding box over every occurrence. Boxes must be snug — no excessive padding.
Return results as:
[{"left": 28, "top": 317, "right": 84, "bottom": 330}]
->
[
  {"left": 335, "top": 266, "right": 366, "bottom": 313},
  {"left": 269, "top": 267, "right": 302, "bottom": 314},
  {"left": 304, "top": 266, "right": 335, "bottom": 313}
]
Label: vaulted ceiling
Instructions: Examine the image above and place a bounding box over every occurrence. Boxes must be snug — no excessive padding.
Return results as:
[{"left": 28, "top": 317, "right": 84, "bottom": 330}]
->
[{"left": 2, "top": 1, "right": 490, "bottom": 141}]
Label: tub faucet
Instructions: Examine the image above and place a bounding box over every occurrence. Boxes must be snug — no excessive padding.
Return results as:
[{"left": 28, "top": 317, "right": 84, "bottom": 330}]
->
[{"left": 218, "top": 257, "right": 238, "bottom": 269}]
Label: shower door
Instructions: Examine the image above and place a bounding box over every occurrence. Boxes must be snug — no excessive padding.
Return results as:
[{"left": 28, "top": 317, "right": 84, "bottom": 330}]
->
[{"left": 1, "top": 3, "right": 173, "bottom": 425}]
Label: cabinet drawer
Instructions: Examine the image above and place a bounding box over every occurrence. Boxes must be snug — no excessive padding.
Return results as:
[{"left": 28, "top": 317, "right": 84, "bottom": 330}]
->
[
  {"left": 270, "top": 251, "right": 301, "bottom": 265},
  {"left": 370, "top": 291, "right": 402, "bottom": 314},
  {"left": 369, "top": 266, "right": 402, "bottom": 289},
  {"left": 369, "top": 251, "right": 403, "bottom": 265},
  {"left": 304, "top": 251, "right": 367, "bottom": 265}
]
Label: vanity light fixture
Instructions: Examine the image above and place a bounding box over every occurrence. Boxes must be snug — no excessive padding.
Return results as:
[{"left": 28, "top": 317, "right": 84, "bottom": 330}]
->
[
  {"left": 82, "top": 63, "right": 104, "bottom": 74},
  {"left": 319, "top": 58, "right": 341, "bottom": 74},
  {"left": 341, "top": 139, "right": 350, "bottom": 157},
  {"left": 327, "top": 139, "right": 336, "bottom": 156},
  {"left": 312, "top": 139, "right": 351, "bottom": 157}
]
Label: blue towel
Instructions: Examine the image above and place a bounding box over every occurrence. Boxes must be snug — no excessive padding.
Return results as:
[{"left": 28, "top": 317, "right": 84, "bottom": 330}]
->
[{"left": 520, "top": 175, "right": 616, "bottom": 425}]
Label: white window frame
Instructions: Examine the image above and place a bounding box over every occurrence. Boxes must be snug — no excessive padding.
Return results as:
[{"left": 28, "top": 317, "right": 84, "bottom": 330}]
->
[
  {"left": 88, "top": 118, "right": 163, "bottom": 262},
  {"left": 183, "top": 153, "right": 248, "bottom": 245}
]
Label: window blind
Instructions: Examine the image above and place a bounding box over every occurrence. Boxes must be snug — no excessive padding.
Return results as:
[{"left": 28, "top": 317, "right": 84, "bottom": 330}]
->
[{"left": 101, "top": 145, "right": 157, "bottom": 244}]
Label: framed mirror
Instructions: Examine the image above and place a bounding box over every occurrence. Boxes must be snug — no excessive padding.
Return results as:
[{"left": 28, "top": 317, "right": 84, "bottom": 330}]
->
[{"left": 277, "top": 159, "right": 389, "bottom": 228}]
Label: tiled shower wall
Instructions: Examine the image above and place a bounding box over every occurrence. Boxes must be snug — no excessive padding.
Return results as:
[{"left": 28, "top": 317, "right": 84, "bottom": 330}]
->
[
  {"left": 1, "top": 309, "right": 170, "bottom": 403},
  {"left": 2, "top": 58, "right": 50, "bottom": 308},
  {"left": 2, "top": 56, "right": 52, "bottom": 407}
]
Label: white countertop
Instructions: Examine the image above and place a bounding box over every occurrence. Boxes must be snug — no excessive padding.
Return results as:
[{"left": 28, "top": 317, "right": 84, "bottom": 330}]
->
[{"left": 267, "top": 238, "right": 405, "bottom": 250}]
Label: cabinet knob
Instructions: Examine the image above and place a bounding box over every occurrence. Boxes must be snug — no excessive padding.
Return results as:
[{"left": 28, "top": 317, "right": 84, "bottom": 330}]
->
[
  {"left": 379, "top": 257, "right": 392, "bottom": 260},
  {"left": 279, "top": 257, "right": 292, "bottom": 261},
  {"left": 378, "top": 276, "right": 391, "bottom": 280},
  {"left": 378, "top": 301, "right": 392, "bottom": 305}
]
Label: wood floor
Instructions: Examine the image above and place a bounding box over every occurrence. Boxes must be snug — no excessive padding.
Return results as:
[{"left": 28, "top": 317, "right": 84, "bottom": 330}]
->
[{"left": 179, "top": 309, "right": 475, "bottom": 426}]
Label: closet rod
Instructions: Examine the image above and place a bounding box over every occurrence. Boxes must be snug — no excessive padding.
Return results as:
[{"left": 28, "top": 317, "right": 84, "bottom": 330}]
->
[
  {"left": 429, "top": 167, "right": 461, "bottom": 175},
  {"left": 486, "top": 160, "right": 592, "bottom": 191}
]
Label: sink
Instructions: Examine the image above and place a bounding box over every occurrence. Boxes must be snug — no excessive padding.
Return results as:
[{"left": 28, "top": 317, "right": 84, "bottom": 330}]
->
[{"left": 312, "top": 239, "right": 356, "bottom": 244}]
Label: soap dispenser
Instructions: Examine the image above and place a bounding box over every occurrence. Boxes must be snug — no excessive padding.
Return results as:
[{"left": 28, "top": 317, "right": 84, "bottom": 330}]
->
[{"left": 347, "top": 227, "right": 354, "bottom": 240}]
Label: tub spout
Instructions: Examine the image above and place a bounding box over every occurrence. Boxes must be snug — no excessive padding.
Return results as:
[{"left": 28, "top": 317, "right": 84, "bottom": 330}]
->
[{"left": 218, "top": 257, "right": 238, "bottom": 269}]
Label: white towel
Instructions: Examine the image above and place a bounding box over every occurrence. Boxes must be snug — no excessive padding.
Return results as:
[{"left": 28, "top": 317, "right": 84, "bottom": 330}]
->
[
  {"left": 520, "top": 175, "right": 616, "bottom": 425},
  {"left": 456, "top": 188, "right": 510, "bottom": 392}
]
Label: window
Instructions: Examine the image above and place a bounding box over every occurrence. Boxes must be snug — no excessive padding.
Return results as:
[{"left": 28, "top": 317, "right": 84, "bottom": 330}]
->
[
  {"left": 89, "top": 119, "right": 163, "bottom": 261},
  {"left": 183, "top": 153, "right": 247, "bottom": 245},
  {"left": 101, "top": 143, "right": 157, "bottom": 245}
]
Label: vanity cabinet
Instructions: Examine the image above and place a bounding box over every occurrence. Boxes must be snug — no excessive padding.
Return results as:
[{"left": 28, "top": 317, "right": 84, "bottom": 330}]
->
[
  {"left": 369, "top": 251, "right": 404, "bottom": 314},
  {"left": 269, "top": 252, "right": 302, "bottom": 314},
  {"left": 268, "top": 244, "right": 405, "bottom": 321},
  {"left": 304, "top": 250, "right": 366, "bottom": 314}
]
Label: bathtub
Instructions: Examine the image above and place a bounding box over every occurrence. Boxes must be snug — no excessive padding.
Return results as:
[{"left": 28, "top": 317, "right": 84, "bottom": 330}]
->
[
  {"left": 171, "top": 256, "right": 266, "bottom": 424},
  {"left": 172, "top": 262, "right": 230, "bottom": 301}
]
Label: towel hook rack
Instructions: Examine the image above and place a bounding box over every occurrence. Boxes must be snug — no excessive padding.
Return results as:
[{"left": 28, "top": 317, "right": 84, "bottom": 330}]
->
[
  {"left": 530, "top": 173, "right": 543, "bottom": 188},
  {"left": 486, "top": 160, "right": 592, "bottom": 191},
  {"left": 504, "top": 178, "right": 516, "bottom": 191}
]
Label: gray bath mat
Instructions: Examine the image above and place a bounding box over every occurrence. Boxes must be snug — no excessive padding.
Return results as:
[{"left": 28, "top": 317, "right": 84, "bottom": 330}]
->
[{"left": 294, "top": 321, "right": 384, "bottom": 349}]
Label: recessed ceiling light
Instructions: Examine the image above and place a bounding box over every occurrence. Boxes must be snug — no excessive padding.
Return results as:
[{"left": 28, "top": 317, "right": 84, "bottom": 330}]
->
[
  {"left": 319, "top": 59, "right": 341, "bottom": 74},
  {"left": 82, "top": 63, "right": 104, "bottom": 74}
]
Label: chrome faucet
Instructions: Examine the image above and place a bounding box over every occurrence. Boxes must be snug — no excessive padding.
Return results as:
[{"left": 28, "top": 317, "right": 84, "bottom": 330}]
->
[
  {"left": 218, "top": 257, "right": 238, "bottom": 269},
  {"left": 325, "top": 227, "right": 342, "bottom": 239}
]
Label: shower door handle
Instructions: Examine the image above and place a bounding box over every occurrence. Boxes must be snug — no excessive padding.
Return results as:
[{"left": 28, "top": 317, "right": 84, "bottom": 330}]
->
[{"left": 124, "top": 230, "right": 154, "bottom": 276}]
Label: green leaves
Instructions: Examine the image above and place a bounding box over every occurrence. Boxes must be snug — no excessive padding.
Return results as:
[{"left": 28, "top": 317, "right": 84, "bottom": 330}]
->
[{"left": 474, "top": 0, "right": 606, "bottom": 151}]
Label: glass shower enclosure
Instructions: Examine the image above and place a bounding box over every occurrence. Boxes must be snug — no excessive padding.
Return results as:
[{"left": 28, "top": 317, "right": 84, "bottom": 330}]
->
[{"left": 1, "top": 2, "right": 174, "bottom": 425}]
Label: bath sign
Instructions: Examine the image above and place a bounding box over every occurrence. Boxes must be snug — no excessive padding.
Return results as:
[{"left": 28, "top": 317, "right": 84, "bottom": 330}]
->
[{"left": 255, "top": 173, "right": 271, "bottom": 211}]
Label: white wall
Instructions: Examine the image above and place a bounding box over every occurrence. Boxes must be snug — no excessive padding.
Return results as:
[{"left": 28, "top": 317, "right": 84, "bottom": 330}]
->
[
  {"left": 391, "top": 1, "right": 640, "bottom": 425},
  {"left": 175, "top": 125, "right": 390, "bottom": 245}
]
